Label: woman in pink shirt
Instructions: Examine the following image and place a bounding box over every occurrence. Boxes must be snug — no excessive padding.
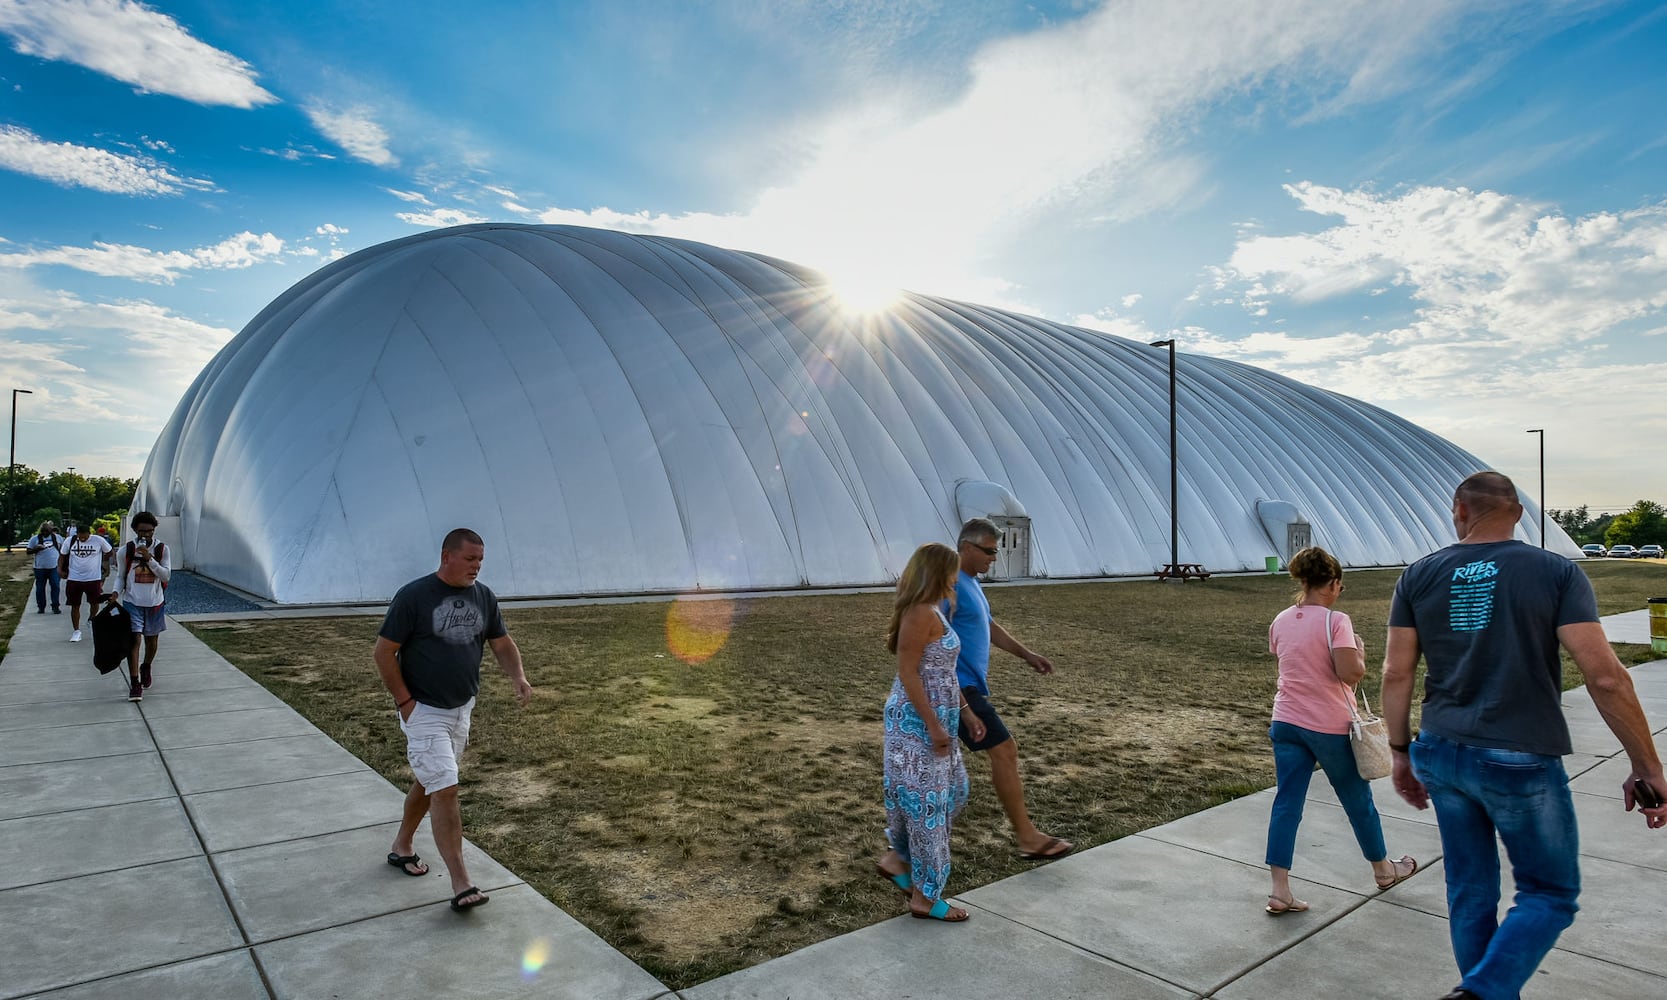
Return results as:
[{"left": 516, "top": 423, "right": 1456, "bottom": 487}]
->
[{"left": 1264, "top": 547, "right": 1417, "bottom": 914}]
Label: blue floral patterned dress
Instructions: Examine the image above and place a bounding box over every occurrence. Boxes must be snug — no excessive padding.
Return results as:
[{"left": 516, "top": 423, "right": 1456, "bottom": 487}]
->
[{"left": 883, "top": 606, "right": 969, "bottom": 901}]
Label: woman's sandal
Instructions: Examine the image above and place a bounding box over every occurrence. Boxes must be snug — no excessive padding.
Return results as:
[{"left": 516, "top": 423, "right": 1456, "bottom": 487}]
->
[
  {"left": 1375, "top": 855, "right": 1419, "bottom": 890},
  {"left": 1265, "top": 894, "right": 1309, "bottom": 915},
  {"left": 875, "top": 863, "right": 912, "bottom": 895},
  {"left": 910, "top": 898, "right": 969, "bottom": 921}
]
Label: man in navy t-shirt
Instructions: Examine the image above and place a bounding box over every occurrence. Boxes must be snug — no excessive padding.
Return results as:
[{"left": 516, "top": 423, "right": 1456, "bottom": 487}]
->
[
  {"left": 1383, "top": 472, "right": 1666, "bottom": 1000},
  {"left": 945, "top": 517, "right": 1072, "bottom": 861},
  {"left": 375, "top": 527, "right": 533, "bottom": 913}
]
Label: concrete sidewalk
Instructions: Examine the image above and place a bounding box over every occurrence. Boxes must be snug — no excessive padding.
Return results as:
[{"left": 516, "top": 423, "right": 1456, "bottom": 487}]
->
[
  {"left": 0, "top": 604, "right": 669, "bottom": 1000},
  {"left": 3, "top": 604, "right": 1665, "bottom": 999},
  {"left": 682, "top": 663, "right": 1667, "bottom": 999}
]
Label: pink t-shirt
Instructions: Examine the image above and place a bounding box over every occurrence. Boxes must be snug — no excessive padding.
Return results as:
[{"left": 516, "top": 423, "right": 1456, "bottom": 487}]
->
[{"left": 1268, "top": 604, "right": 1359, "bottom": 735}]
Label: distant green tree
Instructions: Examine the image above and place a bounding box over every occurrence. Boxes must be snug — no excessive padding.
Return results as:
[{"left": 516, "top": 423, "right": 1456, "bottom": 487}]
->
[
  {"left": 4, "top": 466, "right": 138, "bottom": 543},
  {"left": 1604, "top": 501, "right": 1667, "bottom": 548},
  {"left": 23, "top": 506, "right": 63, "bottom": 532},
  {"left": 1549, "top": 505, "right": 1598, "bottom": 545}
]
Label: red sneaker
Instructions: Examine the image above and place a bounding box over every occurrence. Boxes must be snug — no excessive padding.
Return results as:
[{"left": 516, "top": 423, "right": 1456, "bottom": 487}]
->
[{"left": 127, "top": 679, "right": 143, "bottom": 703}]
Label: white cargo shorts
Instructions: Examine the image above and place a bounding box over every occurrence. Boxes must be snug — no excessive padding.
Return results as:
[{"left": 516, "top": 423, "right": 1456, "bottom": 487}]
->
[{"left": 399, "top": 697, "right": 474, "bottom": 792}]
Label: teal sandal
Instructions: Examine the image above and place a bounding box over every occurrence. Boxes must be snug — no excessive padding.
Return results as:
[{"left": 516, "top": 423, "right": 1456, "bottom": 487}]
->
[
  {"left": 910, "top": 898, "right": 968, "bottom": 921},
  {"left": 875, "top": 863, "right": 911, "bottom": 894}
]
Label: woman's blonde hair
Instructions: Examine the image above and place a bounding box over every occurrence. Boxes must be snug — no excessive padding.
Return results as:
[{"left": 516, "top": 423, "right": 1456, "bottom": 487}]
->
[
  {"left": 887, "top": 542, "right": 960, "bottom": 653},
  {"left": 1288, "top": 545, "right": 1342, "bottom": 598}
]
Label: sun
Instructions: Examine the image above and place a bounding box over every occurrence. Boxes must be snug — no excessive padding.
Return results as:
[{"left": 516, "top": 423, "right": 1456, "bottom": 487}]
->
[{"left": 824, "top": 268, "right": 903, "bottom": 315}]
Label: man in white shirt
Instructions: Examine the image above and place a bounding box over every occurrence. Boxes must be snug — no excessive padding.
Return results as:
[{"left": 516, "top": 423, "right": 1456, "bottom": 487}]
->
[
  {"left": 111, "top": 512, "right": 170, "bottom": 702},
  {"left": 59, "top": 523, "right": 113, "bottom": 642}
]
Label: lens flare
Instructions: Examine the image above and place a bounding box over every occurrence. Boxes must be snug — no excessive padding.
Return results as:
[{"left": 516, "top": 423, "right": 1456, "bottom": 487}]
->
[
  {"left": 521, "top": 937, "right": 550, "bottom": 979},
  {"left": 665, "top": 597, "right": 737, "bottom": 664}
]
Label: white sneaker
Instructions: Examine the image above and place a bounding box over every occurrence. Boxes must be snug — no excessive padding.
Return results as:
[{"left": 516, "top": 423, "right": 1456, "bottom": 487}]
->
[{"left": 70, "top": 630, "right": 82, "bottom": 642}]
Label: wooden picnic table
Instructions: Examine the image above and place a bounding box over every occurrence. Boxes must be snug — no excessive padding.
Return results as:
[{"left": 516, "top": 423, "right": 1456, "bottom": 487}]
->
[{"left": 1154, "top": 563, "right": 1211, "bottom": 581}]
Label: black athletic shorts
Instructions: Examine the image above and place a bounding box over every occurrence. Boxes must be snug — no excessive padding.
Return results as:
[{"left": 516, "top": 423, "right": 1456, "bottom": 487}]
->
[{"left": 957, "top": 685, "right": 1013, "bottom": 751}]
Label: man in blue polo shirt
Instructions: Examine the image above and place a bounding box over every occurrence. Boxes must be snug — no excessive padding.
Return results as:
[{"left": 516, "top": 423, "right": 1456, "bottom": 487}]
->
[{"left": 947, "top": 517, "right": 1072, "bottom": 860}]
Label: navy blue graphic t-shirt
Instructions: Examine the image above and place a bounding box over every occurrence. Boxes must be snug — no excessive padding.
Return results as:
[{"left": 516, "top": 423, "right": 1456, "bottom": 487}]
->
[
  {"left": 1389, "top": 539, "right": 1598, "bottom": 756},
  {"left": 379, "top": 574, "right": 507, "bottom": 709}
]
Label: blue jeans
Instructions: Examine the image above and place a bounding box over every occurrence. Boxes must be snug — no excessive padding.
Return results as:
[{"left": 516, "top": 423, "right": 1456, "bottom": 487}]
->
[
  {"left": 1266, "top": 721, "right": 1388, "bottom": 869},
  {"left": 33, "top": 568, "right": 59, "bottom": 611},
  {"left": 1411, "top": 732, "right": 1580, "bottom": 1000}
]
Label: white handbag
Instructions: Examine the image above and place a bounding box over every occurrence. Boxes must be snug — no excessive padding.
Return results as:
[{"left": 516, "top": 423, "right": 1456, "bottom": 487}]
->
[{"left": 1328, "top": 610, "right": 1392, "bottom": 780}]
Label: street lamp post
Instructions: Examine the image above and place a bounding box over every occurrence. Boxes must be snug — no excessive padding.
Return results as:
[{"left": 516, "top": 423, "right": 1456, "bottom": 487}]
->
[
  {"left": 8, "top": 388, "right": 33, "bottom": 552},
  {"left": 1149, "top": 339, "right": 1179, "bottom": 580},
  {"left": 66, "top": 466, "right": 75, "bottom": 526},
  {"left": 1527, "top": 428, "right": 1545, "bottom": 548}
]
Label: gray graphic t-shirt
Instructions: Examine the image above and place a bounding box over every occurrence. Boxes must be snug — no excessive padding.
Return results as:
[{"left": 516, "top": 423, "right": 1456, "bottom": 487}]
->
[
  {"left": 1390, "top": 539, "right": 1598, "bottom": 756},
  {"left": 379, "top": 574, "right": 507, "bottom": 709}
]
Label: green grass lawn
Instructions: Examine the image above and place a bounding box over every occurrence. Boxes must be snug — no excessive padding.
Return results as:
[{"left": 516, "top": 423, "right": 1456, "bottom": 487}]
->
[{"left": 139, "top": 559, "right": 1667, "bottom": 987}]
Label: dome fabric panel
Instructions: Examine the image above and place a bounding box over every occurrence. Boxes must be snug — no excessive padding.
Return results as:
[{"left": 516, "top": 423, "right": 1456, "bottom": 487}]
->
[{"left": 136, "top": 224, "right": 1577, "bottom": 604}]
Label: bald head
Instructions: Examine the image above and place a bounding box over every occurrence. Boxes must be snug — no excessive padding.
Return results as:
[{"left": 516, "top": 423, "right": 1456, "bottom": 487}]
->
[
  {"left": 1454, "top": 471, "right": 1520, "bottom": 517},
  {"left": 1451, "top": 471, "right": 1523, "bottom": 543}
]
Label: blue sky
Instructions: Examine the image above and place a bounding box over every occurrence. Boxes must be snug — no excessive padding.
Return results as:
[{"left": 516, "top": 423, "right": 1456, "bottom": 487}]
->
[{"left": 1, "top": 0, "right": 1664, "bottom": 513}]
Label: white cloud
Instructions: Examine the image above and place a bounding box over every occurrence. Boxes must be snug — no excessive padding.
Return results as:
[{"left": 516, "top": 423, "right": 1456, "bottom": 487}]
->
[
  {"left": 315, "top": 223, "right": 347, "bottom": 236},
  {"left": 0, "top": 230, "right": 285, "bottom": 283},
  {"left": 305, "top": 104, "right": 396, "bottom": 167},
  {"left": 1215, "top": 182, "right": 1667, "bottom": 369},
  {"left": 396, "top": 207, "right": 487, "bottom": 229},
  {"left": 1069, "top": 309, "right": 1154, "bottom": 341},
  {"left": 255, "top": 143, "right": 334, "bottom": 162},
  {"left": 1186, "top": 180, "right": 1667, "bottom": 506},
  {"left": 515, "top": 0, "right": 1547, "bottom": 304},
  {"left": 0, "top": 284, "right": 235, "bottom": 429},
  {"left": 0, "top": 124, "right": 212, "bottom": 195},
  {"left": 0, "top": 0, "right": 276, "bottom": 108},
  {"left": 385, "top": 188, "right": 433, "bottom": 205}
]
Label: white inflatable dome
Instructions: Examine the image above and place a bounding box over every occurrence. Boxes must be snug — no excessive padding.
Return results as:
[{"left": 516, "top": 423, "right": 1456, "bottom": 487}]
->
[{"left": 136, "top": 224, "right": 1574, "bottom": 604}]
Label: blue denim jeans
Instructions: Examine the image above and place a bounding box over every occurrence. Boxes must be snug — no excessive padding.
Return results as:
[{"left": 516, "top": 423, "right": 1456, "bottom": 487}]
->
[
  {"left": 33, "top": 567, "right": 59, "bottom": 611},
  {"left": 1410, "top": 732, "right": 1580, "bottom": 1000},
  {"left": 1266, "top": 721, "right": 1388, "bottom": 870}
]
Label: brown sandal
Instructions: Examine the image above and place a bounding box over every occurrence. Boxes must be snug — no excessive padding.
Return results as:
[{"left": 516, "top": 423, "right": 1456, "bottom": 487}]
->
[
  {"left": 1375, "top": 855, "right": 1418, "bottom": 890},
  {"left": 1265, "top": 894, "right": 1309, "bottom": 915}
]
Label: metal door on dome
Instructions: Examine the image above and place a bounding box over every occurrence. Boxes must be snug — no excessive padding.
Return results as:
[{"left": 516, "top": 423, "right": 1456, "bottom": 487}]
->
[{"left": 989, "top": 515, "right": 1032, "bottom": 580}]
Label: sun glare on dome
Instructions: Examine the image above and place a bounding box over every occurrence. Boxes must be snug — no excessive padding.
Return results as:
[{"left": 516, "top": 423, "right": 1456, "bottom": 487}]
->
[{"left": 826, "top": 270, "right": 902, "bottom": 315}]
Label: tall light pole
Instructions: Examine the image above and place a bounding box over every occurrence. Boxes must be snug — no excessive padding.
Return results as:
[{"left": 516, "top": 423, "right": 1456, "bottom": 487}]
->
[
  {"left": 1527, "top": 428, "right": 1545, "bottom": 548},
  {"left": 1149, "top": 339, "right": 1179, "bottom": 579},
  {"left": 66, "top": 466, "right": 75, "bottom": 527},
  {"left": 8, "top": 388, "right": 32, "bottom": 551}
]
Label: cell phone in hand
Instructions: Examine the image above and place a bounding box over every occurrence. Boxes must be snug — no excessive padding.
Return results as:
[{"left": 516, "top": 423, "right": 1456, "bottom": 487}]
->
[{"left": 1632, "top": 778, "right": 1663, "bottom": 809}]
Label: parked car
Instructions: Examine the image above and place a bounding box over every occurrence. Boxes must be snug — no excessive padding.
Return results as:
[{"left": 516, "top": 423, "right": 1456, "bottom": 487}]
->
[
  {"left": 1608, "top": 544, "right": 1638, "bottom": 558},
  {"left": 1581, "top": 543, "right": 1607, "bottom": 557},
  {"left": 1639, "top": 544, "right": 1665, "bottom": 559}
]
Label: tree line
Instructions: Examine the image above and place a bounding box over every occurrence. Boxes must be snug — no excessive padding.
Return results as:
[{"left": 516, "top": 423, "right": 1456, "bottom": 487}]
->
[
  {"left": 1549, "top": 500, "right": 1667, "bottom": 548},
  {"left": 5, "top": 466, "right": 139, "bottom": 543}
]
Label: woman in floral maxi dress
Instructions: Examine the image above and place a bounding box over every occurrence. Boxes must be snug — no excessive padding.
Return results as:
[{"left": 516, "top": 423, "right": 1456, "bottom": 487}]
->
[{"left": 876, "top": 543, "right": 985, "bottom": 921}]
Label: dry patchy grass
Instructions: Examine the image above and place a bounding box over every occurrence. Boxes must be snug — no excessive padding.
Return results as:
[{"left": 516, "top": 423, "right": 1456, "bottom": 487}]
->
[{"left": 184, "top": 560, "right": 1667, "bottom": 989}]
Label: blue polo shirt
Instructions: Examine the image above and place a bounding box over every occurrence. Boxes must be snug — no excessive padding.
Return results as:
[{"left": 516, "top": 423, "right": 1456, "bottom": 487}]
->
[{"left": 944, "top": 570, "right": 993, "bottom": 694}]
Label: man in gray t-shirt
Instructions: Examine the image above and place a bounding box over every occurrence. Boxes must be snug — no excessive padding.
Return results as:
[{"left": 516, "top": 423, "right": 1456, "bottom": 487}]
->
[
  {"left": 1383, "top": 471, "right": 1665, "bottom": 1000},
  {"left": 375, "top": 528, "right": 533, "bottom": 913}
]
